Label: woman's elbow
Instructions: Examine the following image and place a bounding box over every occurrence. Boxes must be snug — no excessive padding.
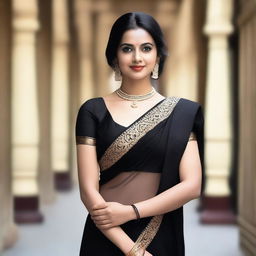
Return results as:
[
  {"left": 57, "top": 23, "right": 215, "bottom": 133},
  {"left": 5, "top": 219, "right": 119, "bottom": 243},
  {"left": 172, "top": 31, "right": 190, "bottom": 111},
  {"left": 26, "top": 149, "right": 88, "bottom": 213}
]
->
[
  {"left": 181, "top": 174, "right": 202, "bottom": 200},
  {"left": 192, "top": 189, "right": 201, "bottom": 200},
  {"left": 187, "top": 182, "right": 201, "bottom": 200},
  {"left": 79, "top": 189, "right": 92, "bottom": 206},
  {"left": 79, "top": 188, "right": 105, "bottom": 212},
  {"left": 79, "top": 192, "right": 88, "bottom": 206},
  {"left": 189, "top": 172, "right": 202, "bottom": 199}
]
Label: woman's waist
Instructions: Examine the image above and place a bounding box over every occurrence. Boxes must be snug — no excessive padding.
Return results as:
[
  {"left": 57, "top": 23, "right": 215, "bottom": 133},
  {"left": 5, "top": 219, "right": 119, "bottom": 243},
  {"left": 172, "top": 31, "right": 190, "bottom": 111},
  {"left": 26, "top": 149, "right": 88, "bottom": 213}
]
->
[
  {"left": 99, "top": 171, "right": 161, "bottom": 204},
  {"left": 99, "top": 167, "right": 161, "bottom": 184}
]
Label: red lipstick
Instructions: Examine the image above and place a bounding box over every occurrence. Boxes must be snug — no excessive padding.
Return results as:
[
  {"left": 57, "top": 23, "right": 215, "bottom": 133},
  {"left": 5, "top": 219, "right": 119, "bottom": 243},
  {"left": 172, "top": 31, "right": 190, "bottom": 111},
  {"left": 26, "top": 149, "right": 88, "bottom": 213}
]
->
[{"left": 130, "top": 66, "right": 144, "bottom": 71}]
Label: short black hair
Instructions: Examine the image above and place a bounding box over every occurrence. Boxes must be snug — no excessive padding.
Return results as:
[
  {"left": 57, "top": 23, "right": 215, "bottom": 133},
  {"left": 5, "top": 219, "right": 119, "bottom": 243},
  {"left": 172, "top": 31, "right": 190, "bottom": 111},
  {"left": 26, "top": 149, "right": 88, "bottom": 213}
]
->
[{"left": 105, "top": 12, "right": 168, "bottom": 77}]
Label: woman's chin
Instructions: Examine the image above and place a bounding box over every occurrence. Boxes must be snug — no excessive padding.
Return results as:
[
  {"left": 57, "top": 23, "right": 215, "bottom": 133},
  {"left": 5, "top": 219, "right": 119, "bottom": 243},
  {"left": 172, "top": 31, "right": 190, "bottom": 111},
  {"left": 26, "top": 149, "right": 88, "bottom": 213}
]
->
[{"left": 122, "top": 73, "right": 151, "bottom": 81}]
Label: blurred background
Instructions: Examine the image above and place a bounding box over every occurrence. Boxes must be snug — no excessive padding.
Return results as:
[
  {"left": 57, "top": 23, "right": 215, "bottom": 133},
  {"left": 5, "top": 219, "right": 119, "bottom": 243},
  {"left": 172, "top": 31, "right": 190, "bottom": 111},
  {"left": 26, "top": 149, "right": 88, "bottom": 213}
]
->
[{"left": 0, "top": 0, "right": 255, "bottom": 255}]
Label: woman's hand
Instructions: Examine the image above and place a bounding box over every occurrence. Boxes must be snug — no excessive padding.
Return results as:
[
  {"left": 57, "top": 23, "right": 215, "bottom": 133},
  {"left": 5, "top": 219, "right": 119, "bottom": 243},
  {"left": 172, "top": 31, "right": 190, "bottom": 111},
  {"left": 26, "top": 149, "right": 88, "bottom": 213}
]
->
[{"left": 91, "top": 202, "right": 135, "bottom": 229}]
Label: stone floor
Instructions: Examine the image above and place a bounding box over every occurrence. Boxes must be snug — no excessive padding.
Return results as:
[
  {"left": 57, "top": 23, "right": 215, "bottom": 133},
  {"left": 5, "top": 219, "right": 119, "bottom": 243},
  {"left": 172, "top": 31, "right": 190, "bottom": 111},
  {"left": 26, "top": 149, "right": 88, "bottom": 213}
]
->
[{"left": 2, "top": 186, "right": 245, "bottom": 256}]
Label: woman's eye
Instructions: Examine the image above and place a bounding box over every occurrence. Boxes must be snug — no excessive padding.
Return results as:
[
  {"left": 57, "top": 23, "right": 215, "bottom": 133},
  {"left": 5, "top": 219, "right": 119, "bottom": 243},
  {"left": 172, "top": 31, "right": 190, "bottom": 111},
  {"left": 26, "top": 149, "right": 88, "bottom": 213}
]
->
[
  {"left": 143, "top": 46, "right": 152, "bottom": 52},
  {"left": 121, "top": 47, "right": 132, "bottom": 53}
]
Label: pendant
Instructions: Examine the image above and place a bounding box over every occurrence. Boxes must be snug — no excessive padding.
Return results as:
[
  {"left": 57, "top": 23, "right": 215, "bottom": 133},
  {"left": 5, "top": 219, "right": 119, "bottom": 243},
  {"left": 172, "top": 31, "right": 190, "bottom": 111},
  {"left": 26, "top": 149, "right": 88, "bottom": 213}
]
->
[{"left": 131, "top": 101, "right": 138, "bottom": 108}]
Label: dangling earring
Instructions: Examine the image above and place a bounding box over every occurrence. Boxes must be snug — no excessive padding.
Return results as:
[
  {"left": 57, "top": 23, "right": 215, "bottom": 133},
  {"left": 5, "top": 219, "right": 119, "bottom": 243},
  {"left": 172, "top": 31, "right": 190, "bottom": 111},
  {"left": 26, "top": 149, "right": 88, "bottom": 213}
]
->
[
  {"left": 114, "top": 65, "right": 122, "bottom": 81},
  {"left": 151, "top": 63, "right": 159, "bottom": 79}
]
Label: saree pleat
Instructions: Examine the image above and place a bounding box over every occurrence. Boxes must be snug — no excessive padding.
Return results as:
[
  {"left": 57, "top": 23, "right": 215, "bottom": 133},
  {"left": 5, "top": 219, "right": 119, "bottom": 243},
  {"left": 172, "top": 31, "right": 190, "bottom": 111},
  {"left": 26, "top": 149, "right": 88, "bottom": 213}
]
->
[{"left": 77, "top": 96, "right": 204, "bottom": 256}]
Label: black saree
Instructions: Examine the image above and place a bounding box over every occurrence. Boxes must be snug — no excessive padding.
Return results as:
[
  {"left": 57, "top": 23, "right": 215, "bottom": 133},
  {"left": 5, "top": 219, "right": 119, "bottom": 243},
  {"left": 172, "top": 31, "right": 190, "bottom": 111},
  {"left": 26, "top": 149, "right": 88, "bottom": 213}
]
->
[{"left": 75, "top": 96, "right": 204, "bottom": 256}]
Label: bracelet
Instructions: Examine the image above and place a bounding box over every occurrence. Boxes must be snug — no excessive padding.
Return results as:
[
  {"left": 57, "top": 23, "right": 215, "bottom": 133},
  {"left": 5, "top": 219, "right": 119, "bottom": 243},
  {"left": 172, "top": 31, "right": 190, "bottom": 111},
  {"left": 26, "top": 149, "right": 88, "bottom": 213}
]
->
[{"left": 131, "top": 204, "right": 140, "bottom": 220}]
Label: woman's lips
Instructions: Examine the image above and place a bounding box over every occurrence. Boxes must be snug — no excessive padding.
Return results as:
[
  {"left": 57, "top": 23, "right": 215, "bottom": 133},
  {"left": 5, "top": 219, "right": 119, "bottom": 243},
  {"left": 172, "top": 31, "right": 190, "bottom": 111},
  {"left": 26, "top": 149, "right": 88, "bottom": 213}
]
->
[{"left": 130, "top": 66, "right": 145, "bottom": 71}]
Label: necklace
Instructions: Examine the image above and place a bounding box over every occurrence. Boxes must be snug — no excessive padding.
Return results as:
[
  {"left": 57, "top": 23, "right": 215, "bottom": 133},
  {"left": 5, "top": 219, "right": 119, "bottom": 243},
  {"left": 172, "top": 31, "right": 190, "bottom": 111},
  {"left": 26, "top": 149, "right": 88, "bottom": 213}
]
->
[{"left": 115, "top": 87, "right": 156, "bottom": 108}]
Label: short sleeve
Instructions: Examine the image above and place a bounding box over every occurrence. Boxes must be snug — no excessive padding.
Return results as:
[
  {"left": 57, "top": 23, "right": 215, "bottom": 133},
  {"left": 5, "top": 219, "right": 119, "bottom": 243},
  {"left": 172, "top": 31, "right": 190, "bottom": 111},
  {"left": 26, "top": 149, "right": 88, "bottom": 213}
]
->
[
  {"left": 192, "top": 104, "right": 205, "bottom": 194},
  {"left": 75, "top": 101, "right": 97, "bottom": 146},
  {"left": 192, "top": 104, "right": 204, "bottom": 139}
]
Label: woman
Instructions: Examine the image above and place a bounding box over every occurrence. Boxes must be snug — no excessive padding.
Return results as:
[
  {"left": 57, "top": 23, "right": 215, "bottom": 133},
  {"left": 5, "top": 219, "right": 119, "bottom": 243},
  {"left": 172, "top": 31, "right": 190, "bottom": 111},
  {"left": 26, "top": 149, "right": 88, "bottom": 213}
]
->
[{"left": 75, "top": 12, "right": 204, "bottom": 256}]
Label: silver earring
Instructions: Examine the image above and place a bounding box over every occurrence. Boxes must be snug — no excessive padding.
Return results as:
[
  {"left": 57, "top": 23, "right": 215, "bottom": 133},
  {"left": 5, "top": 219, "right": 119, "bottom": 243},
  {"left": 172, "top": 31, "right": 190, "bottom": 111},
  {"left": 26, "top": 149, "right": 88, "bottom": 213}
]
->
[
  {"left": 114, "top": 65, "right": 122, "bottom": 81},
  {"left": 151, "top": 63, "right": 159, "bottom": 79}
]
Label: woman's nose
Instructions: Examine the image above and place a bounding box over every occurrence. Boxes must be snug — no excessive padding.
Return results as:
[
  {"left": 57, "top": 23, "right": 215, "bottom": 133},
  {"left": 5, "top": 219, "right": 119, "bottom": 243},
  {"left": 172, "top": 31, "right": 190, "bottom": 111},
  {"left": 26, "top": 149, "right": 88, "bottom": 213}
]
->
[{"left": 133, "top": 49, "right": 142, "bottom": 63}]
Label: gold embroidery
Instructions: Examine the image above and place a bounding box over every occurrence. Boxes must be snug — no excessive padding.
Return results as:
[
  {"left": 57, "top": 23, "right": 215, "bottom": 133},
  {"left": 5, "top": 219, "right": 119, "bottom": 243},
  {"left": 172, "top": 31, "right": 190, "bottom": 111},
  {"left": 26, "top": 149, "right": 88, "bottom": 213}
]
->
[
  {"left": 127, "top": 215, "right": 163, "bottom": 255},
  {"left": 99, "top": 97, "right": 180, "bottom": 171},
  {"left": 76, "top": 136, "right": 96, "bottom": 146},
  {"left": 189, "top": 132, "right": 197, "bottom": 141}
]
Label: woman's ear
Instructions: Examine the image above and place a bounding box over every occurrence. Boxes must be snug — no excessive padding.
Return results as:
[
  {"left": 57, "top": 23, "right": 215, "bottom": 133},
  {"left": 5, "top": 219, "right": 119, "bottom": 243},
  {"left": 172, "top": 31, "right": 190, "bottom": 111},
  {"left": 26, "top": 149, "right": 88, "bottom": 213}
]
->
[{"left": 156, "top": 56, "right": 160, "bottom": 64}]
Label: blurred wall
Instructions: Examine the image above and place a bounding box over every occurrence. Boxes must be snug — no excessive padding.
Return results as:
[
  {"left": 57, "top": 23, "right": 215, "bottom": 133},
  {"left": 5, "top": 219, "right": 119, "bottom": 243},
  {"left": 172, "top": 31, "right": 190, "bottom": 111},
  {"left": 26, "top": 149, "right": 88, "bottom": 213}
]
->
[{"left": 237, "top": 0, "right": 256, "bottom": 254}]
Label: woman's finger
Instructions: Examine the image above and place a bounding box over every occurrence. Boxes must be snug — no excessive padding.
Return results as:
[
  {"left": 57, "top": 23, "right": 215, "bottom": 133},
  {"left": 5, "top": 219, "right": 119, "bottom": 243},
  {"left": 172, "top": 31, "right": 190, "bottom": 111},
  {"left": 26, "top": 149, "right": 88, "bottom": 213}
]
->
[
  {"left": 93, "top": 219, "right": 111, "bottom": 225},
  {"left": 96, "top": 223, "right": 113, "bottom": 230},
  {"left": 91, "top": 208, "right": 108, "bottom": 216},
  {"left": 91, "top": 215, "right": 109, "bottom": 222},
  {"left": 92, "top": 202, "right": 107, "bottom": 211},
  {"left": 91, "top": 214, "right": 108, "bottom": 220}
]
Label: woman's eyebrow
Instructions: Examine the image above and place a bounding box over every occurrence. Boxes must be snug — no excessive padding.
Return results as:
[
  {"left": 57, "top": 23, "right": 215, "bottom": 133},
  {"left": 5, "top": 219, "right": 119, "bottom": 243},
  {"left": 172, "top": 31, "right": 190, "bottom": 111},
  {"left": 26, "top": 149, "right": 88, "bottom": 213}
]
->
[
  {"left": 119, "top": 42, "right": 154, "bottom": 47},
  {"left": 142, "top": 42, "right": 154, "bottom": 46},
  {"left": 119, "top": 43, "right": 133, "bottom": 47}
]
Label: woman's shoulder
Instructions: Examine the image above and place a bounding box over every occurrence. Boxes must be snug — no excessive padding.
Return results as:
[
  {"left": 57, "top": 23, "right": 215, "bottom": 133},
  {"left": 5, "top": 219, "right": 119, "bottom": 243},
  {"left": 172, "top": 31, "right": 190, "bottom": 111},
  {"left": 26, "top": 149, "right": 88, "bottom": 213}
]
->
[
  {"left": 167, "top": 96, "right": 203, "bottom": 117},
  {"left": 78, "top": 97, "right": 102, "bottom": 113},
  {"left": 169, "top": 96, "right": 202, "bottom": 108}
]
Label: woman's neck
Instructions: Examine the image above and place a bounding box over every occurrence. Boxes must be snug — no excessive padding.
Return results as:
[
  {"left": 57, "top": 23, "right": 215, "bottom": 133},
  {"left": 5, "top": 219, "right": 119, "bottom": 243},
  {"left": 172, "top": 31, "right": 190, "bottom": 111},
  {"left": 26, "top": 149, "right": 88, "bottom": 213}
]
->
[{"left": 120, "top": 77, "right": 153, "bottom": 95}]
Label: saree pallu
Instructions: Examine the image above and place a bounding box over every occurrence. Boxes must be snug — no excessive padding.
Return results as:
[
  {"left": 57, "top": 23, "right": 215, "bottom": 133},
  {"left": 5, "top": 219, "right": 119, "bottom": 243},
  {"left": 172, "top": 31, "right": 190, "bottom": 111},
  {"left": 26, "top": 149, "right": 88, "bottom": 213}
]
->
[{"left": 76, "top": 96, "right": 204, "bottom": 256}]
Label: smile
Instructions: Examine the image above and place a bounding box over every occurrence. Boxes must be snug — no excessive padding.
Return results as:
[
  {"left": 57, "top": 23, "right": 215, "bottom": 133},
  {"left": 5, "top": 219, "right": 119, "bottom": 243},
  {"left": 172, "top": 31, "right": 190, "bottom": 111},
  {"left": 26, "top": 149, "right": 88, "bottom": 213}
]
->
[{"left": 130, "top": 66, "right": 145, "bottom": 71}]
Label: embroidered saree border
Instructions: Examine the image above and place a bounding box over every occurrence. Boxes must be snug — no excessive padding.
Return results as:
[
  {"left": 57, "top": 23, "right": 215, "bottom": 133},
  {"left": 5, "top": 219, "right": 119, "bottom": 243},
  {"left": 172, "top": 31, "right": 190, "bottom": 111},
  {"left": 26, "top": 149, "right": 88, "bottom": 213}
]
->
[
  {"left": 99, "top": 97, "right": 180, "bottom": 171},
  {"left": 128, "top": 215, "right": 164, "bottom": 255}
]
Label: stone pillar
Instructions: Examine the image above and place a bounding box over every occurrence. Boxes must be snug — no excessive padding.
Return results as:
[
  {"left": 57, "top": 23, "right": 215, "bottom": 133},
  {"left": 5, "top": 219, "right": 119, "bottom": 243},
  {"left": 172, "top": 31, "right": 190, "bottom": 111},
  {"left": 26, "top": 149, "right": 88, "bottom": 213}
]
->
[
  {"left": 93, "top": 1, "right": 115, "bottom": 96},
  {"left": 72, "top": 0, "right": 94, "bottom": 181},
  {"left": 37, "top": 0, "right": 55, "bottom": 203},
  {"left": 165, "top": 0, "right": 199, "bottom": 101},
  {"left": 51, "top": 0, "right": 71, "bottom": 190},
  {"left": 11, "top": 0, "right": 43, "bottom": 223},
  {"left": 74, "top": 0, "right": 94, "bottom": 104},
  {"left": 0, "top": 0, "right": 18, "bottom": 251},
  {"left": 201, "top": 0, "right": 236, "bottom": 223},
  {"left": 154, "top": 0, "right": 178, "bottom": 93}
]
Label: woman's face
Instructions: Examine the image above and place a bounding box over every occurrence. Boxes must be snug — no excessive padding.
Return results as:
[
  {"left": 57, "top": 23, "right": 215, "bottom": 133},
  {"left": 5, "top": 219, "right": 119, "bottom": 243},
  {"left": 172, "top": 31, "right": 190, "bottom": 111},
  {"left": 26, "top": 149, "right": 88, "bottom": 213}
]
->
[{"left": 116, "top": 28, "right": 158, "bottom": 81}]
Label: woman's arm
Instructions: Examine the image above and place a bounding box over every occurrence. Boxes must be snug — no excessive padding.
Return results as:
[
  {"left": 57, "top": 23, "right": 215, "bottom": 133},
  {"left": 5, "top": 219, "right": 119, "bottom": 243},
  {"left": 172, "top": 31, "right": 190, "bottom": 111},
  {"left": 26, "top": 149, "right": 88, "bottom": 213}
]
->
[
  {"left": 91, "top": 139, "right": 202, "bottom": 227},
  {"left": 76, "top": 144, "right": 137, "bottom": 254}
]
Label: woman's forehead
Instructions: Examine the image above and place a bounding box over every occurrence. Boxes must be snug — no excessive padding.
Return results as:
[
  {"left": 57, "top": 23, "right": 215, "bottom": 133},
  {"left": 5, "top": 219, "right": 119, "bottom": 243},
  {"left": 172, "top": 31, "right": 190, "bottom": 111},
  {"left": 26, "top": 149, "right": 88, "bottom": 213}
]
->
[{"left": 120, "top": 28, "right": 155, "bottom": 45}]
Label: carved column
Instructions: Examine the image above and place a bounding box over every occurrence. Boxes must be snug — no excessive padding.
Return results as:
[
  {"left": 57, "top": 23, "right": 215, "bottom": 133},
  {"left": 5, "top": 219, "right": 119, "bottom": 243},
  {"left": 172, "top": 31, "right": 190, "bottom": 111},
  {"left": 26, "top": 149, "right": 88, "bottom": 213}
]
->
[
  {"left": 201, "top": 0, "right": 236, "bottom": 223},
  {"left": 94, "top": 1, "right": 115, "bottom": 96},
  {"left": 37, "top": 0, "right": 55, "bottom": 204},
  {"left": 51, "top": 0, "right": 71, "bottom": 190},
  {"left": 11, "top": 0, "right": 43, "bottom": 223},
  {"left": 165, "top": 0, "right": 199, "bottom": 101},
  {"left": 154, "top": 0, "right": 178, "bottom": 93},
  {"left": 74, "top": 0, "right": 94, "bottom": 104}
]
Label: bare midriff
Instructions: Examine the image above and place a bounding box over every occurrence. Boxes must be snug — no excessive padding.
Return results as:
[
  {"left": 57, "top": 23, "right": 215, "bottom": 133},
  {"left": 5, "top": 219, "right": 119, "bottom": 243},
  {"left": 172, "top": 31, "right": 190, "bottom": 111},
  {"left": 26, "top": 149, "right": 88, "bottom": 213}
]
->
[{"left": 99, "top": 171, "right": 161, "bottom": 205}]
